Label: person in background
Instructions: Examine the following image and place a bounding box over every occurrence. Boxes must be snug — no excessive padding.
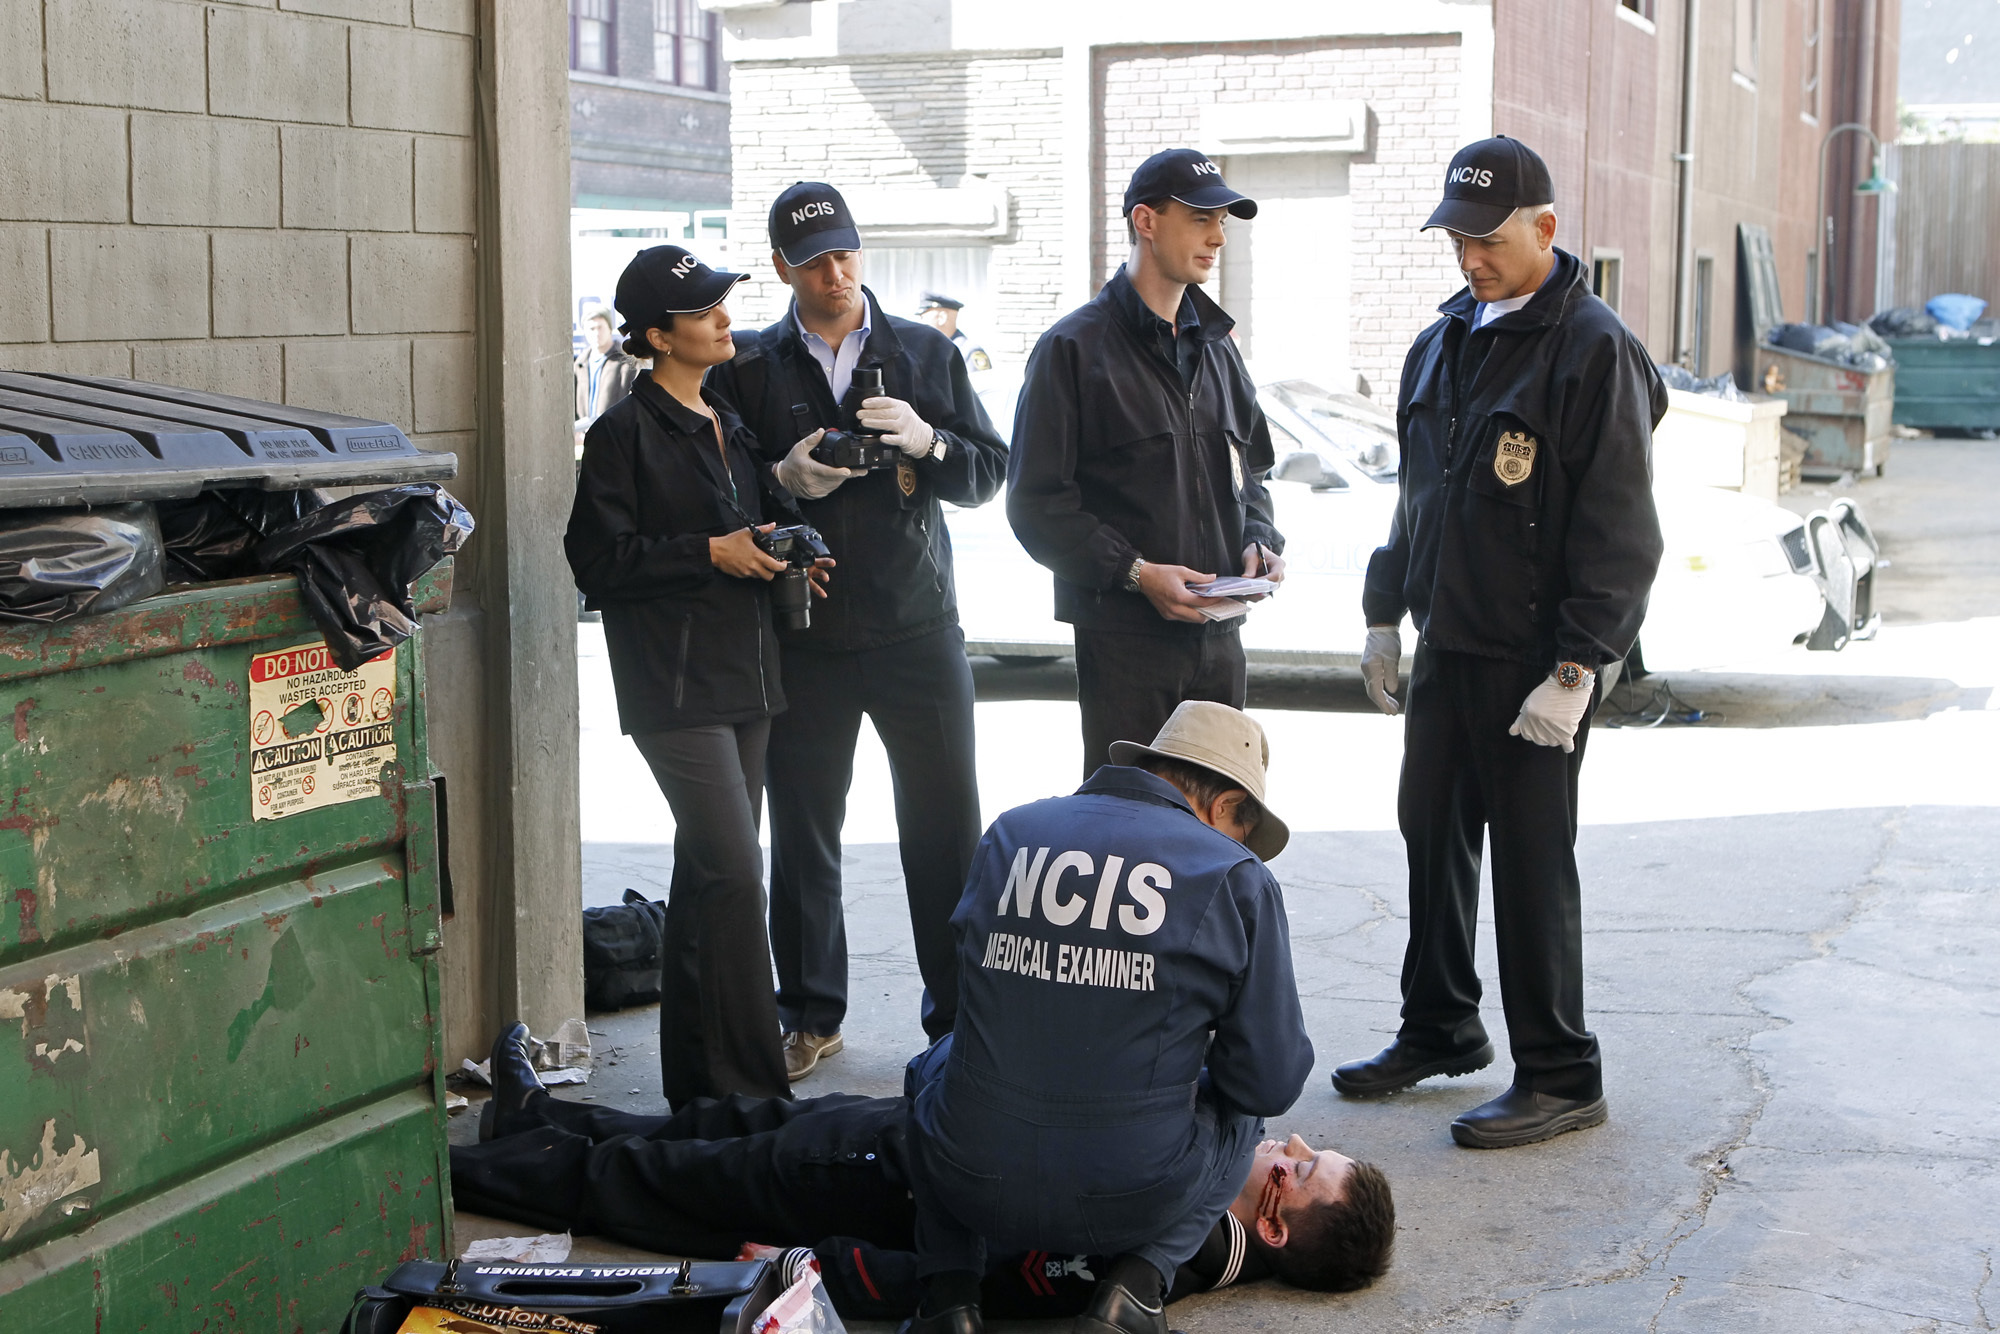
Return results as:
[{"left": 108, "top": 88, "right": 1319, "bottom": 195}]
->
[
  {"left": 705, "top": 182, "right": 1008, "bottom": 1083},
  {"left": 1006, "top": 149, "right": 1286, "bottom": 775},
  {"left": 1337, "top": 136, "right": 1665, "bottom": 1150},
  {"left": 566, "top": 246, "right": 830, "bottom": 1111},
  {"left": 575, "top": 304, "right": 640, "bottom": 453},
  {"left": 916, "top": 292, "right": 992, "bottom": 374}
]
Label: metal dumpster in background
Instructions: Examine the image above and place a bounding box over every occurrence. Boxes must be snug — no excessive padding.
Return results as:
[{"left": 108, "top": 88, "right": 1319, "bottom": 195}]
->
[
  {"left": 0, "top": 373, "right": 458, "bottom": 1331},
  {"left": 1751, "top": 344, "right": 1895, "bottom": 478},
  {"left": 1885, "top": 335, "right": 2000, "bottom": 432}
]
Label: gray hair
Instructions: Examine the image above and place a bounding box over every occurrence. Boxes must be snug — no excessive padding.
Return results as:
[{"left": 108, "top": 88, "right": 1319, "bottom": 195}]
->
[{"left": 1511, "top": 203, "right": 1555, "bottom": 230}]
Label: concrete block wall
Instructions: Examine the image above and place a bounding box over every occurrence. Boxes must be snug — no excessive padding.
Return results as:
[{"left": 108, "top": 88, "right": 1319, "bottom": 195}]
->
[
  {"left": 725, "top": 50, "right": 1066, "bottom": 364},
  {"left": 0, "top": 0, "right": 478, "bottom": 468},
  {"left": 1095, "top": 37, "right": 1467, "bottom": 398}
]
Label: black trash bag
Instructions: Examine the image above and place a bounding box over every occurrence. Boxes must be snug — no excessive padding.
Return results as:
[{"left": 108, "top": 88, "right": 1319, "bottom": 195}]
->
[
  {"left": 1869, "top": 306, "right": 1937, "bottom": 339},
  {"left": 1770, "top": 322, "right": 1851, "bottom": 359},
  {"left": 254, "top": 484, "right": 474, "bottom": 671},
  {"left": 1656, "top": 363, "right": 1749, "bottom": 401},
  {"left": 0, "top": 503, "right": 164, "bottom": 624},
  {"left": 157, "top": 487, "right": 329, "bottom": 584},
  {"left": 582, "top": 889, "right": 668, "bottom": 1011}
]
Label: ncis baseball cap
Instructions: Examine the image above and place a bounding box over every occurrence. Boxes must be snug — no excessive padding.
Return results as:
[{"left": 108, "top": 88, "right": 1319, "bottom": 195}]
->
[
  {"left": 769, "top": 181, "right": 862, "bottom": 266},
  {"left": 613, "top": 245, "right": 748, "bottom": 334},
  {"left": 1123, "top": 149, "right": 1259, "bottom": 220},
  {"left": 1422, "top": 136, "right": 1555, "bottom": 237}
]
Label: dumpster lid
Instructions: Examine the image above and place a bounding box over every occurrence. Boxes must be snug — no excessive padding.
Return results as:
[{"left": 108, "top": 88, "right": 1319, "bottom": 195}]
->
[{"left": 0, "top": 372, "right": 456, "bottom": 508}]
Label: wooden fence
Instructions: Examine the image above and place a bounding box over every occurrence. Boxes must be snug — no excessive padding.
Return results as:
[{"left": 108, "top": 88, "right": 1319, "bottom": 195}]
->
[{"left": 1882, "top": 142, "right": 2000, "bottom": 311}]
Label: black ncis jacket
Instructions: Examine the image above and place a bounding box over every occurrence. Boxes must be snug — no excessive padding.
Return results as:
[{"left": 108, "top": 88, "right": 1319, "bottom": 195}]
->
[
  {"left": 1363, "top": 248, "right": 1667, "bottom": 669},
  {"left": 565, "top": 376, "right": 800, "bottom": 735},
  {"left": 704, "top": 289, "right": 1008, "bottom": 653},
  {"left": 1007, "top": 267, "right": 1283, "bottom": 637}
]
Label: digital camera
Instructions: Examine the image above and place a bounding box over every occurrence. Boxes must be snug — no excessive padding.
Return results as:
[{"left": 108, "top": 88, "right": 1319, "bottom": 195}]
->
[
  {"left": 810, "top": 363, "right": 901, "bottom": 472},
  {"left": 753, "top": 522, "right": 830, "bottom": 631}
]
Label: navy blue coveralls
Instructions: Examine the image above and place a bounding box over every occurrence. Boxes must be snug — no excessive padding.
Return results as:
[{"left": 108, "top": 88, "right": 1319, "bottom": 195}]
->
[{"left": 908, "top": 767, "right": 1313, "bottom": 1281}]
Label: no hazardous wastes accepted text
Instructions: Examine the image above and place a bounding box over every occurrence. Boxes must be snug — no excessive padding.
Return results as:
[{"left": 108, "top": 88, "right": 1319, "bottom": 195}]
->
[{"left": 249, "top": 641, "right": 398, "bottom": 821}]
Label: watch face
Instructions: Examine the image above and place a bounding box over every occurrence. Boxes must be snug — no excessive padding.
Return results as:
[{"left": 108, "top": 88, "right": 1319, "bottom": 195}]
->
[{"left": 1557, "top": 662, "right": 1586, "bottom": 689}]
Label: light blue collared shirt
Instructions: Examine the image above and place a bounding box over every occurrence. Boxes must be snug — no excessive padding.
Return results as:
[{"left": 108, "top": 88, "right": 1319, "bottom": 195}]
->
[{"left": 794, "top": 303, "right": 873, "bottom": 402}]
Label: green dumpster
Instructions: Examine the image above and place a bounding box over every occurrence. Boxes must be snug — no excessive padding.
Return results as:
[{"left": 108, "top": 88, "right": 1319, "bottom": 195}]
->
[
  {"left": 1885, "top": 336, "right": 2000, "bottom": 432},
  {"left": 0, "top": 373, "right": 460, "bottom": 1330},
  {"left": 0, "top": 564, "right": 455, "bottom": 1331}
]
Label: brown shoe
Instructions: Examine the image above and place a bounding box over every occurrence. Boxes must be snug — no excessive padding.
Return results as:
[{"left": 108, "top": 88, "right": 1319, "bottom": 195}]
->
[{"left": 783, "top": 1030, "right": 844, "bottom": 1082}]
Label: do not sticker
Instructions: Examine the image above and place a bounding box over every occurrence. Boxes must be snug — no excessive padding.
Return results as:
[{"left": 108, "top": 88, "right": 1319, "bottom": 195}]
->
[{"left": 249, "top": 641, "right": 398, "bottom": 820}]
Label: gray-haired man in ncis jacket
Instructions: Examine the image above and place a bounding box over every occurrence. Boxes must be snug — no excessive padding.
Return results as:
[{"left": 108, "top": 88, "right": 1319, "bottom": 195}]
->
[{"left": 1336, "top": 137, "right": 1665, "bottom": 1149}]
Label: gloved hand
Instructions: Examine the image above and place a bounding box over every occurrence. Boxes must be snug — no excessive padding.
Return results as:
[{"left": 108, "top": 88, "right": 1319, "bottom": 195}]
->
[
  {"left": 775, "top": 430, "right": 863, "bottom": 500},
  {"left": 1361, "top": 625, "right": 1402, "bottom": 715},
  {"left": 1508, "top": 670, "right": 1596, "bottom": 752},
  {"left": 856, "top": 396, "right": 937, "bottom": 458}
]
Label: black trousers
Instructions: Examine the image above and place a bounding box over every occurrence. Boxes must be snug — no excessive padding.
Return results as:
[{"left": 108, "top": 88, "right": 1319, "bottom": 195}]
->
[
  {"left": 765, "top": 625, "right": 981, "bottom": 1041},
  {"left": 631, "top": 720, "right": 790, "bottom": 1110},
  {"left": 1073, "top": 626, "right": 1247, "bottom": 776},
  {"left": 448, "top": 1092, "right": 915, "bottom": 1259},
  {"left": 1395, "top": 645, "right": 1602, "bottom": 1099}
]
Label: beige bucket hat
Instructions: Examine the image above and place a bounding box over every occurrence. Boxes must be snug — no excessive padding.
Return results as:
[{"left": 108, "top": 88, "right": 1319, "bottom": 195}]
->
[{"left": 1108, "top": 700, "right": 1290, "bottom": 861}]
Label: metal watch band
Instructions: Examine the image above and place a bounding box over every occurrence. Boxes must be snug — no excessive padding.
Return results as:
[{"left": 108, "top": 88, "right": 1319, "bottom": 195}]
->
[{"left": 1122, "top": 557, "right": 1146, "bottom": 592}]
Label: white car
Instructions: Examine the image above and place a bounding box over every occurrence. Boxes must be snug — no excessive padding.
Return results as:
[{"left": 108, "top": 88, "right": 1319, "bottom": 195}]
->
[{"left": 952, "top": 378, "right": 1838, "bottom": 671}]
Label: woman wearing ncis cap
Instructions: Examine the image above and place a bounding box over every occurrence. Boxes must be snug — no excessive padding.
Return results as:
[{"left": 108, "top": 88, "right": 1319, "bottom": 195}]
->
[{"left": 565, "top": 245, "right": 833, "bottom": 1109}]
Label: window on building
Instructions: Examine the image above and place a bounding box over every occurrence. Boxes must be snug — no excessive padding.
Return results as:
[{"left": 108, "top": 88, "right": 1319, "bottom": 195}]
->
[
  {"left": 1619, "top": 0, "right": 1655, "bottom": 20},
  {"left": 655, "top": 0, "right": 718, "bottom": 90},
  {"left": 1734, "top": 0, "right": 1760, "bottom": 82},
  {"left": 571, "top": 0, "right": 614, "bottom": 75},
  {"left": 1801, "top": 0, "right": 1823, "bottom": 120},
  {"left": 1592, "top": 251, "right": 1624, "bottom": 314},
  {"left": 1693, "top": 255, "right": 1715, "bottom": 376}
]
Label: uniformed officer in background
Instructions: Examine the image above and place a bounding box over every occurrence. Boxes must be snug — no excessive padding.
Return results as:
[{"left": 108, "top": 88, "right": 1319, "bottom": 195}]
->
[
  {"left": 1337, "top": 137, "right": 1665, "bottom": 1149},
  {"left": 903, "top": 702, "right": 1317, "bottom": 1334},
  {"left": 1007, "top": 149, "right": 1286, "bottom": 775},
  {"left": 916, "top": 292, "right": 991, "bottom": 374},
  {"left": 706, "top": 182, "right": 1008, "bottom": 1081}
]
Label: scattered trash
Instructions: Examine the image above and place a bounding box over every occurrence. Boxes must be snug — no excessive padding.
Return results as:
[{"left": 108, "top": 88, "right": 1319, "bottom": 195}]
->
[
  {"left": 444, "top": 1092, "right": 469, "bottom": 1116},
  {"left": 1925, "top": 293, "right": 1988, "bottom": 332},
  {"left": 1766, "top": 323, "right": 1893, "bottom": 372},
  {"left": 1656, "top": 364, "right": 1749, "bottom": 401},
  {"left": 460, "top": 1057, "right": 590, "bottom": 1088},
  {"left": 254, "top": 483, "right": 473, "bottom": 671},
  {"left": 461, "top": 1232, "right": 573, "bottom": 1264},
  {"left": 457, "top": 1024, "right": 593, "bottom": 1089},
  {"left": 0, "top": 503, "right": 164, "bottom": 623},
  {"left": 584, "top": 890, "right": 668, "bottom": 1011},
  {"left": 156, "top": 487, "right": 327, "bottom": 584}
]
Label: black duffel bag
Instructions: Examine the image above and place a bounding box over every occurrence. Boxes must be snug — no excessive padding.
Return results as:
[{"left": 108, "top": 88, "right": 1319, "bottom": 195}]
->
[
  {"left": 341, "top": 1257, "right": 781, "bottom": 1333},
  {"left": 584, "top": 889, "right": 668, "bottom": 1012}
]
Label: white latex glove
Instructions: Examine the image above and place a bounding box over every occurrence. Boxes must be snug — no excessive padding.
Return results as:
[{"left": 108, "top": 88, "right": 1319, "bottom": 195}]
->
[
  {"left": 1508, "top": 670, "right": 1596, "bottom": 752},
  {"left": 856, "top": 396, "right": 936, "bottom": 457},
  {"left": 774, "top": 430, "right": 863, "bottom": 501},
  {"left": 1361, "top": 625, "right": 1402, "bottom": 716}
]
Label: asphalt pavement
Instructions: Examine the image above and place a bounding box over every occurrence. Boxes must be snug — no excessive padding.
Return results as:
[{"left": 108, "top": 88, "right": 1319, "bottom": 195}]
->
[{"left": 461, "top": 436, "right": 2000, "bottom": 1332}]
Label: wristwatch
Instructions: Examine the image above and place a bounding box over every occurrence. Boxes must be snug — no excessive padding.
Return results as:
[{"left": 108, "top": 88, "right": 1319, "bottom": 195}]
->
[
  {"left": 1554, "top": 660, "right": 1591, "bottom": 689},
  {"left": 1122, "top": 557, "right": 1147, "bottom": 593}
]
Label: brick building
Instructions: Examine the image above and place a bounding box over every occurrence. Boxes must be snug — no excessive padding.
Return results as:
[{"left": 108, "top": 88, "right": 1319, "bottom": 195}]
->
[
  {"left": 0, "top": 2, "right": 583, "bottom": 1065},
  {"left": 710, "top": 0, "right": 1897, "bottom": 392},
  {"left": 568, "top": 0, "right": 733, "bottom": 214}
]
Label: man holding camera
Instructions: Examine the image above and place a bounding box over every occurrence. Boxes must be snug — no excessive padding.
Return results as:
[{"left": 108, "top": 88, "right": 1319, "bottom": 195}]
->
[
  {"left": 1008, "top": 149, "right": 1285, "bottom": 775},
  {"left": 706, "top": 182, "right": 1008, "bottom": 1078}
]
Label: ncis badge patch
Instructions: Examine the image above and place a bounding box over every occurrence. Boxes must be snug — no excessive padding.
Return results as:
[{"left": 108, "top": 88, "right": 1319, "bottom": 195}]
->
[
  {"left": 1493, "top": 430, "right": 1537, "bottom": 486},
  {"left": 897, "top": 459, "right": 918, "bottom": 497}
]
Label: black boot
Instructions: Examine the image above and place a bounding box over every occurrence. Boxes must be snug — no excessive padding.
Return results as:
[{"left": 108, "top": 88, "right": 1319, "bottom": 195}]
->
[
  {"left": 1331, "top": 1039, "right": 1494, "bottom": 1097},
  {"left": 1073, "top": 1255, "right": 1167, "bottom": 1334},
  {"left": 897, "top": 1271, "right": 984, "bottom": 1334},
  {"left": 477, "top": 1022, "right": 551, "bottom": 1142},
  {"left": 1450, "top": 1085, "right": 1607, "bottom": 1149}
]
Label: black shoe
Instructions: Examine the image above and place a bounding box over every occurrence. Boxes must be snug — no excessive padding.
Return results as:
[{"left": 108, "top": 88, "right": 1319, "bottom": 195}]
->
[
  {"left": 477, "top": 1022, "right": 550, "bottom": 1143},
  {"left": 1450, "top": 1085, "right": 1607, "bottom": 1149},
  {"left": 1072, "top": 1280, "right": 1168, "bottom": 1334},
  {"left": 896, "top": 1305, "right": 983, "bottom": 1334},
  {"left": 1331, "top": 1040, "right": 1494, "bottom": 1097}
]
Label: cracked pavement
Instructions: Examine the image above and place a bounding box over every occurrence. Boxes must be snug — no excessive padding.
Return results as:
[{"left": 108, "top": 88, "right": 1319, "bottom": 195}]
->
[{"left": 512, "top": 439, "right": 1999, "bottom": 1331}]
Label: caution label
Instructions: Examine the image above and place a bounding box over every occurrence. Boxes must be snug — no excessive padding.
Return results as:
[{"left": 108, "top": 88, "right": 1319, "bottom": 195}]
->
[{"left": 248, "top": 641, "right": 398, "bottom": 821}]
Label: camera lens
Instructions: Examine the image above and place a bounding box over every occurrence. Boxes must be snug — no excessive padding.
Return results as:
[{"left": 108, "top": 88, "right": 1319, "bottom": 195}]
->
[{"left": 770, "top": 567, "right": 811, "bottom": 631}]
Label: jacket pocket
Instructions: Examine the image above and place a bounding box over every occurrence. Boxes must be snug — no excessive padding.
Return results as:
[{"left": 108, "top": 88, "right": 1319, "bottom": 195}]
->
[
  {"left": 1466, "top": 413, "right": 1547, "bottom": 511},
  {"left": 1076, "top": 1165, "right": 1201, "bottom": 1254},
  {"left": 672, "top": 613, "right": 692, "bottom": 710}
]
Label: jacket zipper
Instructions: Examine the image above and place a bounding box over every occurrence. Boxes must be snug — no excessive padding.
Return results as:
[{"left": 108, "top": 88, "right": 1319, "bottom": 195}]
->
[
  {"left": 756, "top": 607, "right": 768, "bottom": 712},
  {"left": 918, "top": 513, "right": 944, "bottom": 593},
  {"left": 673, "top": 614, "right": 692, "bottom": 710}
]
